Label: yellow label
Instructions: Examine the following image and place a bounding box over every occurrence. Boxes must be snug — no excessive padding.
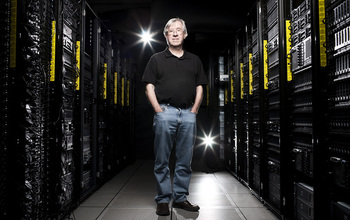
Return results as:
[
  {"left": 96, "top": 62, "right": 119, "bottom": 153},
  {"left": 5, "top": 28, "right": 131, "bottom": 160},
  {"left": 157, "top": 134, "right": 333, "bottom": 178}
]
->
[
  {"left": 286, "top": 20, "right": 292, "bottom": 81},
  {"left": 121, "top": 78, "right": 125, "bottom": 106},
  {"left": 103, "top": 63, "right": 107, "bottom": 99},
  {"left": 230, "top": 70, "right": 234, "bottom": 102},
  {"left": 263, "top": 40, "right": 268, "bottom": 89},
  {"left": 319, "top": 0, "right": 327, "bottom": 67},
  {"left": 249, "top": 53, "right": 253, "bottom": 95},
  {"left": 75, "top": 41, "right": 81, "bottom": 90},
  {"left": 114, "top": 72, "right": 118, "bottom": 104},
  {"left": 50, "top": 20, "right": 56, "bottom": 81},
  {"left": 10, "top": 0, "right": 17, "bottom": 68},
  {"left": 240, "top": 63, "right": 244, "bottom": 99}
]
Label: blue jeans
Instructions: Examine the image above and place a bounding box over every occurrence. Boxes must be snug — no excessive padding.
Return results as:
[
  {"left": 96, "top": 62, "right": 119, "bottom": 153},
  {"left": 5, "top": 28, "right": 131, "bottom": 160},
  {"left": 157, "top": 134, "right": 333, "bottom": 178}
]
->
[{"left": 153, "top": 104, "right": 197, "bottom": 204}]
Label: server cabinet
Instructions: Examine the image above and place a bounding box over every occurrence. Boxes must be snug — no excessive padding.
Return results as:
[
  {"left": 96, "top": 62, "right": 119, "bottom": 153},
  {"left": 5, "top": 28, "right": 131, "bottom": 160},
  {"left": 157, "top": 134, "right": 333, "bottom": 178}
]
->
[
  {"left": 4, "top": 0, "right": 53, "bottom": 218},
  {"left": 75, "top": 1, "right": 96, "bottom": 199},
  {"left": 97, "top": 22, "right": 116, "bottom": 178},
  {"left": 289, "top": 1, "right": 317, "bottom": 219},
  {"left": 103, "top": 39, "right": 122, "bottom": 178},
  {"left": 246, "top": 2, "right": 266, "bottom": 197},
  {"left": 235, "top": 29, "right": 250, "bottom": 183},
  {"left": 0, "top": 0, "right": 12, "bottom": 218},
  {"left": 260, "top": 0, "right": 292, "bottom": 216},
  {"left": 325, "top": 0, "right": 350, "bottom": 218},
  {"left": 232, "top": 42, "right": 240, "bottom": 175},
  {"left": 290, "top": 0, "right": 329, "bottom": 219},
  {"left": 49, "top": 0, "right": 81, "bottom": 217},
  {"left": 119, "top": 57, "right": 136, "bottom": 167},
  {"left": 224, "top": 47, "right": 237, "bottom": 172}
]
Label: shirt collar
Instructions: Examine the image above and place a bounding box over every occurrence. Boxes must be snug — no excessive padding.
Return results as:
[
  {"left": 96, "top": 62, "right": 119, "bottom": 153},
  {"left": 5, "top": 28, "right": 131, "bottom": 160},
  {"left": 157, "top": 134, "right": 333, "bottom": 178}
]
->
[{"left": 164, "top": 47, "right": 189, "bottom": 59}]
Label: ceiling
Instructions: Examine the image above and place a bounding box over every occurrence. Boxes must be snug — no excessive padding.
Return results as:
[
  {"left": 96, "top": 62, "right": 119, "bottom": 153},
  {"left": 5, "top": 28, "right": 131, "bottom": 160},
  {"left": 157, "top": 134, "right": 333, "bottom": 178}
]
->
[
  {"left": 87, "top": 0, "right": 256, "bottom": 72},
  {"left": 87, "top": 0, "right": 256, "bottom": 43}
]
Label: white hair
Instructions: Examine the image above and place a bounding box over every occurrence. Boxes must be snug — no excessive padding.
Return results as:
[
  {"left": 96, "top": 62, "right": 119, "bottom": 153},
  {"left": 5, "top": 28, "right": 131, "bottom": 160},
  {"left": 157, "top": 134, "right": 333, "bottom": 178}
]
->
[{"left": 163, "top": 17, "right": 188, "bottom": 38}]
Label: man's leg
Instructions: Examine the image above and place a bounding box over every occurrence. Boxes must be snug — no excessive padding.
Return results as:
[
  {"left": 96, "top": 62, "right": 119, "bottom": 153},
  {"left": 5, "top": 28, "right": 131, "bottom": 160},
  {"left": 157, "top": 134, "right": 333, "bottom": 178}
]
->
[
  {"left": 172, "top": 108, "right": 197, "bottom": 203},
  {"left": 153, "top": 105, "right": 178, "bottom": 204}
]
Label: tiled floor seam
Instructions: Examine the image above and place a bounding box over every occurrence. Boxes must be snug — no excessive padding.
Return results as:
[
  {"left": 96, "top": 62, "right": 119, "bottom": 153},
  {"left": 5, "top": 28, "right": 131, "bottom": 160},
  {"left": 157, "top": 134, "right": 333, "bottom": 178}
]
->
[
  {"left": 213, "top": 172, "right": 248, "bottom": 220},
  {"left": 95, "top": 160, "right": 146, "bottom": 219}
]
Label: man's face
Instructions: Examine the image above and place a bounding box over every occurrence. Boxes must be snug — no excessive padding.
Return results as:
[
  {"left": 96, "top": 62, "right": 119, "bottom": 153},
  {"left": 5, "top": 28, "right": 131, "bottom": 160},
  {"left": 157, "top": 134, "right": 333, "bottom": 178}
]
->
[{"left": 166, "top": 21, "right": 187, "bottom": 47}]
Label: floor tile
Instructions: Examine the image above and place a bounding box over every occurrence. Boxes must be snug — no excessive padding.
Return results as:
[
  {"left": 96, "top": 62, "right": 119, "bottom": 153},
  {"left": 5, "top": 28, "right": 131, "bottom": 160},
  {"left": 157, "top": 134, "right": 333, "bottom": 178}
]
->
[
  {"left": 189, "top": 181, "right": 224, "bottom": 195},
  {"left": 214, "top": 172, "right": 240, "bottom": 184},
  {"left": 109, "top": 192, "right": 156, "bottom": 208},
  {"left": 229, "top": 193, "right": 264, "bottom": 208},
  {"left": 240, "top": 207, "right": 280, "bottom": 220},
  {"left": 98, "top": 208, "right": 171, "bottom": 220},
  {"left": 72, "top": 207, "right": 105, "bottom": 220},
  {"left": 173, "top": 208, "right": 242, "bottom": 220},
  {"left": 72, "top": 160, "right": 279, "bottom": 220},
  {"left": 220, "top": 182, "right": 251, "bottom": 194},
  {"left": 187, "top": 193, "right": 235, "bottom": 208},
  {"left": 79, "top": 192, "right": 116, "bottom": 207}
]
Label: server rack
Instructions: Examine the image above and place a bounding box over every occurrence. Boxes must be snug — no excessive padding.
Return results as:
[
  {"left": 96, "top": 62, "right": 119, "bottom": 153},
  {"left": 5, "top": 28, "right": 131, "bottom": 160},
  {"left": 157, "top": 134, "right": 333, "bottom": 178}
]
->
[
  {"left": 5, "top": 0, "right": 53, "bottom": 218},
  {"left": 231, "top": 38, "right": 240, "bottom": 175},
  {"left": 246, "top": 1, "right": 266, "bottom": 197},
  {"left": 76, "top": 1, "right": 96, "bottom": 200},
  {"left": 0, "top": 0, "right": 135, "bottom": 218},
  {"left": 48, "top": 0, "right": 81, "bottom": 217},
  {"left": 0, "top": 0, "right": 12, "bottom": 218},
  {"left": 224, "top": 0, "right": 347, "bottom": 219},
  {"left": 260, "top": 0, "right": 292, "bottom": 215},
  {"left": 289, "top": 1, "right": 319, "bottom": 219},
  {"left": 235, "top": 28, "right": 250, "bottom": 184},
  {"left": 97, "top": 22, "right": 115, "bottom": 179},
  {"left": 103, "top": 38, "right": 122, "bottom": 179},
  {"left": 119, "top": 57, "right": 136, "bottom": 167},
  {"left": 325, "top": 0, "right": 350, "bottom": 218},
  {"left": 224, "top": 46, "right": 236, "bottom": 172}
]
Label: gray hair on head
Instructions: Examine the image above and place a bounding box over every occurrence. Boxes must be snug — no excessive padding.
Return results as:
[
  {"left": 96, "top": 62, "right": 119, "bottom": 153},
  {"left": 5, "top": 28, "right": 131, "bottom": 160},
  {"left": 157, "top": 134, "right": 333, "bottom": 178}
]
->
[{"left": 163, "top": 17, "right": 188, "bottom": 38}]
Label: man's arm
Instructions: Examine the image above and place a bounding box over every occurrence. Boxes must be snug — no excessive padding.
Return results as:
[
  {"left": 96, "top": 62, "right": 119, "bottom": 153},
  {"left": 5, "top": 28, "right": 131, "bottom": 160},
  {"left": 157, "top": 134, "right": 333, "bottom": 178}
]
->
[
  {"left": 145, "top": 83, "right": 163, "bottom": 113},
  {"left": 191, "top": 85, "right": 203, "bottom": 114}
]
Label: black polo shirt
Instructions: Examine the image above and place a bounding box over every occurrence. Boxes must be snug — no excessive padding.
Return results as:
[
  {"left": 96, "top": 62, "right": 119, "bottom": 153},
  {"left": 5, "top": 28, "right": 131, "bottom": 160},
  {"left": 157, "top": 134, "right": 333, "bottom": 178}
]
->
[{"left": 142, "top": 48, "right": 208, "bottom": 108}]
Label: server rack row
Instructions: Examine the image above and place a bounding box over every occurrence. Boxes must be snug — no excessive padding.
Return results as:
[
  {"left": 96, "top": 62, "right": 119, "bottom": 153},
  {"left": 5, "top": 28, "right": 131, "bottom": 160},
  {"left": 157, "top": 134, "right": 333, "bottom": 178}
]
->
[
  {"left": 0, "top": 0, "right": 135, "bottom": 219},
  {"left": 326, "top": 0, "right": 350, "bottom": 218},
  {"left": 223, "top": 0, "right": 350, "bottom": 219}
]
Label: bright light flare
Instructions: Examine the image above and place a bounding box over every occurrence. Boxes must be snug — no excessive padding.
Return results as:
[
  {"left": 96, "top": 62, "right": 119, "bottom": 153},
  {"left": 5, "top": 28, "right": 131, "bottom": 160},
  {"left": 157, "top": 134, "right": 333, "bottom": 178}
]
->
[
  {"left": 141, "top": 30, "right": 152, "bottom": 44},
  {"left": 203, "top": 134, "right": 214, "bottom": 147},
  {"left": 137, "top": 28, "right": 157, "bottom": 48},
  {"left": 198, "top": 132, "right": 217, "bottom": 150}
]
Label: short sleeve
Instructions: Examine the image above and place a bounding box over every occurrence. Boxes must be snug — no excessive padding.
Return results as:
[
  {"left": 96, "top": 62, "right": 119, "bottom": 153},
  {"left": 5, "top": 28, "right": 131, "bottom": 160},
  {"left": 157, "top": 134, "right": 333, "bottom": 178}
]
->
[
  {"left": 196, "top": 57, "right": 208, "bottom": 86},
  {"left": 142, "top": 56, "right": 157, "bottom": 85}
]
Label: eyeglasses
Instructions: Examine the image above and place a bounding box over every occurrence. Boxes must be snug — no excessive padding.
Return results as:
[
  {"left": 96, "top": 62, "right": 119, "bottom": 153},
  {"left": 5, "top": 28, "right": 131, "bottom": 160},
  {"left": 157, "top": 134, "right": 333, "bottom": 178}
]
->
[{"left": 168, "top": 28, "right": 183, "bottom": 35}]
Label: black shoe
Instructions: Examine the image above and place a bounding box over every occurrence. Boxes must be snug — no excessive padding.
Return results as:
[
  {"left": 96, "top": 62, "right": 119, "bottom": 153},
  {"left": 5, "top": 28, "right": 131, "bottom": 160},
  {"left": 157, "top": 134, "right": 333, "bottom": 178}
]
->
[
  {"left": 156, "top": 203, "right": 170, "bottom": 216},
  {"left": 173, "top": 200, "right": 200, "bottom": 212}
]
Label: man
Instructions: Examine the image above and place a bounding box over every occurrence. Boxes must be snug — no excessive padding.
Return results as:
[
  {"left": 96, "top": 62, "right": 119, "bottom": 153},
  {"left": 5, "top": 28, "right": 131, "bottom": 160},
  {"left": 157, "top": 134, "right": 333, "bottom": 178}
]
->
[{"left": 142, "top": 17, "right": 208, "bottom": 216}]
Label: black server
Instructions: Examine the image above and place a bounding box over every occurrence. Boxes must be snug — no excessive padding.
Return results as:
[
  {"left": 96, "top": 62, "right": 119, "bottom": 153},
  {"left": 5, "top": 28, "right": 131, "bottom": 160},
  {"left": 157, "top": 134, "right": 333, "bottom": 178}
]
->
[
  {"left": 246, "top": 2, "right": 266, "bottom": 197},
  {"left": 48, "top": 0, "right": 81, "bottom": 216},
  {"left": 103, "top": 38, "right": 122, "bottom": 178},
  {"left": 0, "top": 0, "right": 12, "bottom": 217},
  {"left": 325, "top": 0, "right": 350, "bottom": 218},
  {"left": 119, "top": 57, "right": 135, "bottom": 167},
  {"left": 223, "top": 47, "right": 236, "bottom": 172},
  {"left": 3, "top": 0, "right": 53, "bottom": 218},
  {"left": 231, "top": 56, "right": 239, "bottom": 175},
  {"left": 76, "top": 1, "right": 96, "bottom": 199},
  {"left": 261, "top": 0, "right": 292, "bottom": 214},
  {"left": 96, "top": 21, "right": 115, "bottom": 178},
  {"left": 289, "top": 1, "right": 316, "bottom": 219},
  {"left": 236, "top": 28, "right": 250, "bottom": 184}
]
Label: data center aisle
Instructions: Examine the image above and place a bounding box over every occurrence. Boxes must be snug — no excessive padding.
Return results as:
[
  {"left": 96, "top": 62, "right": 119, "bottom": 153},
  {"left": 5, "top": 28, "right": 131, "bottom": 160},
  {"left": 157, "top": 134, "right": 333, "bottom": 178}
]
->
[{"left": 72, "top": 160, "right": 278, "bottom": 220}]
